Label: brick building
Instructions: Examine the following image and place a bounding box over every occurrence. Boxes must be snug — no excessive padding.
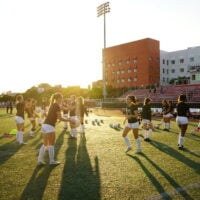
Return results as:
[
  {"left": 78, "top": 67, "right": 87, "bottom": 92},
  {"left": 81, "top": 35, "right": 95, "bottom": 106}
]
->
[{"left": 103, "top": 38, "right": 160, "bottom": 89}]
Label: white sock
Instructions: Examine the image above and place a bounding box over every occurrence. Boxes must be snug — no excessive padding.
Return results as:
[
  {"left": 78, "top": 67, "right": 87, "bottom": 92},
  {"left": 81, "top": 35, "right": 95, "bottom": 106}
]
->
[
  {"left": 179, "top": 136, "right": 185, "bottom": 146},
  {"left": 80, "top": 125, "right": 85, "bottom": 133},
  {"left": 142, "top": 129, "right": 147, "bottom": 139},
  {"left": 38, "top": 145, "right": 46, "bottom": 162},
  {"left": 48, "top": 146, "right": 55, "bottom": 163},
  {"left": 136, "top": 138, "right": 141, "bottom": 150},
  {"left": 19, "top": 131, "right": 24, "bottom": 144},
  {"left": 124, "top": 136, "right": 131, "bottom": 148},
  {"left": 165, "top": 123, "right": 170, "bottom": 129},
  {"left": 148, "top": 129, "right": 152, "bottom": 138},
  {"left": 178, "top": 134, "right": 181, "bottom": 145},
  {"left": 16, "top": 131, "right": 19, "bottom": 142},
  {"left": 64, "top": 122, "right": 68, "bottom": 129}
]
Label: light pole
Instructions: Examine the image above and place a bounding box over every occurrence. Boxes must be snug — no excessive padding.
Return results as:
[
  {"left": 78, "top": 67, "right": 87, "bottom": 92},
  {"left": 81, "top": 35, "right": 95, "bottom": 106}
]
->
[{"left": 97, "top": 2, "right": 110, "bottom": 100}]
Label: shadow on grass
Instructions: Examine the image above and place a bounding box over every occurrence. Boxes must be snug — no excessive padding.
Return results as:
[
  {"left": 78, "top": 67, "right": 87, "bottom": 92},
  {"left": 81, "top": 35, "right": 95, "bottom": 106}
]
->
[
  {"left": 19, "top": 129, "right": 65, "bottom": 200},
  {"left": 0, "top": 139, "right": 29, "bottom": 165},
  {"left": 150, "top": 140, "right": 200, "bottom": 174},
  {"left": 128, "top": 153, "right": 194, "bottom": 199},
  {"left": 58, "top": 133, "right": 101, "bottom": 200},
  {"left": 127, "top": 153, "right": 172, "bottom": 200}
]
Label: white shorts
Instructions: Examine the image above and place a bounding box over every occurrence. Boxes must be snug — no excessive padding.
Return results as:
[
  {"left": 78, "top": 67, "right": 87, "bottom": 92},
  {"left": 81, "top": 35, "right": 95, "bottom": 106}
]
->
[
  {"left": 40, "top": 109, "right": 46, "bottom": 115},
  {"left": 176, "top": 116, "right": 188, "bottom": 125},
  {"left": 29, "top": 117, "right": 35, "bottom": 121},
  {"left": 70, "top": 116, "right": 80, "bottom": 127},
  {"left": 142, "top": 119, "right": 151, "bottom": 124},
  {"left": 41, "top": 124, "right": 55, "bottom": 134},
  {"left": 163, "top": 113, "right": 173, "bottom": 118},
  {"left": 15, "top": 116, "right": 24, "bottom": 124},
  {"left": 126, "top": 121, "right": 139, "bottom": 129},
  {"left": 63, "top": 113, "right": 69, "bottom": 118}
]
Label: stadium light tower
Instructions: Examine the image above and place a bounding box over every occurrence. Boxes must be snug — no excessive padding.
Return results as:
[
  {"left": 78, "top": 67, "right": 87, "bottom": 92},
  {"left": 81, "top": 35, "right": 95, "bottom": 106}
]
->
[{"left": 97, "top": 2, "right": 110, "bottom": 100}]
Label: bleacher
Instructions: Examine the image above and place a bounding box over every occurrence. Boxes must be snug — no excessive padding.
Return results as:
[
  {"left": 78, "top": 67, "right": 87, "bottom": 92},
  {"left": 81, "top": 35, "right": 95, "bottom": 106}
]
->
[{"left": 121, "top": 84, "right": 200, "bottom": 103}]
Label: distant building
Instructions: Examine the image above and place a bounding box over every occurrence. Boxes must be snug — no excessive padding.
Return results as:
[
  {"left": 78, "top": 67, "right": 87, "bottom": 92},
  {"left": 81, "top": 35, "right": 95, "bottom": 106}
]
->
[
  {"left": 160, "top": 46, "right": 200, "bottom": 85},
  {"left": 92, "top": 80, "right": 103, "bottom": 88},
  {"left": 103, "top": 38, "right": 160, "bottom": 89}
]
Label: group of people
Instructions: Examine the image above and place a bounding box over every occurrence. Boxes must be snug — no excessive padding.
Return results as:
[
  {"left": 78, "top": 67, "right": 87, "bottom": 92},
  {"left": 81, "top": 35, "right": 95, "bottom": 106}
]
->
[
  {"left": 122, "top": 94, "right": 192, "bottom": 153},
  {"left": 14, "top": 93, "right": 88, "bottom": 165},
  {"left": 14, "top": 92, "right": 193, "bottom": 165}
]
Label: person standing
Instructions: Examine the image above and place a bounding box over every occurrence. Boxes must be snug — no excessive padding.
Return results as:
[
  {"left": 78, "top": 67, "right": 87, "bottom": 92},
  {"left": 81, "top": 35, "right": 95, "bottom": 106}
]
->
[
  {"left": 122, "top": 95, "right": 141, "bottom": 153},
  {"left": 68, "top": 95, "right": 80, "bottom": 139},
  {"left": 25, "top": 98, "right": 38, "bottom": 137},
  {"left": 76, "top": 96, "right": 88, "bottom": 133},
  {"left": 37, "top": 92, "right": 70, "bottom": 165},
  {"left": 176, "top": 94, "right": 192, "bottom": 150},
  {"left": 15, "top": 95, "right": 26, "bottom": 144},
  {"left": 161, "top": 99, "right": 171, "bottom": 131},
  {"left": 62, "top": 98, "right": 70, "bottom": 130},
  {"left": 141, "top": 98, "right": 153, "bottom": 142}
]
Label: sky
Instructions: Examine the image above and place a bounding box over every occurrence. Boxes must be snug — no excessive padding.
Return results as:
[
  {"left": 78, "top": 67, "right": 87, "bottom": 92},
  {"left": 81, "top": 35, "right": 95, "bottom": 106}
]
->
[{"left": 1, "top": 0, "right": 200, "bottom": 93}]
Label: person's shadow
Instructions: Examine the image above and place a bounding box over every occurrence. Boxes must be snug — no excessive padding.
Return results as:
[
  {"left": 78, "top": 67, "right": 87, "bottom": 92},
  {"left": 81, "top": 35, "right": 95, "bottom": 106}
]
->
[
  {"left": 19, "top": 129, "right": 65, "bottom": 200},
  {"left": 58, "top": 133, "right": 101, "bottom": 200}
]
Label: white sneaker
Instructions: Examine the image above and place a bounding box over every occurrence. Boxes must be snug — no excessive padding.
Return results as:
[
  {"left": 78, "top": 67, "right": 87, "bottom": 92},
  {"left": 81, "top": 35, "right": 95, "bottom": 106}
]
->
[
  {"left": 19, "top": 142, "right": 27, "bottom": 145},
  {"left": 125, "top": 146, "right": 132, "bottom": 153},
  {"left": 38, "top": 161, "right": 46, "bottom": 166},
  {"left": 135, "top": 149, "right": 142, "bottom": 154},
  {"left": 50, "top": 160, "right": 61, "bottom": 165}
]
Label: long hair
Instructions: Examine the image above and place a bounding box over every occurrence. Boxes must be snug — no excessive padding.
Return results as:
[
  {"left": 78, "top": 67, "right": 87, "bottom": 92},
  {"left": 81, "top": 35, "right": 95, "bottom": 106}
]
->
[
  {"left": 144, "top": 97, "right": 151, "bottom": 105},
  {"left": 49, "top": 92, "right": 63, "bottom": 106},
  {"left": 178, "top": 94, "right": 187, "bottom": 102},
  {"left": 127, "top": 95, "right": 137, "bottom": 104}
]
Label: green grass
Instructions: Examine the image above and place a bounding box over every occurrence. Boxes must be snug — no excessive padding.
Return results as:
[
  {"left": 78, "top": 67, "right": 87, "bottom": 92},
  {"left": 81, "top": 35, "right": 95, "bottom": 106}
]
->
[{"left": 0, "top": 109, "right": 200, "bottom": 200}]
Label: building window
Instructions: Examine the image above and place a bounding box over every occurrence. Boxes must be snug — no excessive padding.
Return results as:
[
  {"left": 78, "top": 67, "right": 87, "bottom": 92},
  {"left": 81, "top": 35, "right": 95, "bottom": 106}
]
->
[
  {"left": 167, "top": 69, "right": 169, "bottom": 74},
  {"left": 166, "top": 60, "right": 169, "bottom": 65},
  {"left": 118, "top": 60, "right": 122, "bottom": 66},
  {"left": 171, "top": 69, "right": 175, "bottom": 73},
  {"left": 107, "top": 63, "right": 111, "bottom": 68},
  {"left": 163, "top": 59, "right": 165, "bottom": 64},
  {"left": 121, "top": 70, "right": 125, "bottom": 74},
  {"left": 112, "top": 63, "right": 115, "bottom": 67},
  {"left": 180, "top": 58, "right": 184, "bottom": 63},
  {"left": 126, "top": 59, "right": 130, "bottom": 64},
  {"left": 191, "top": 74, "right": 195, "bottom": 80},
  {"left": 133, "top": 57, "right": 138, "bottom": 64},
  {"left": 163, "top": 68, "right": 165, "bottom": 73},
  {"left": 196, "top": 73, "right": 200, "bottom": 80},
  {"left": 127, "top": 69, "right": 131, "bottom": 73},
  {"left": 133, "top": 68, "right": 137, "bottom": 73},
  {"left": 190, "top": 57, "right": 194, "bottom": 62},
  {"left": 171, "top": 60, "right": 175, "bottom": 64},
  {"left": 180, "top": 68, "right": 184, "bottom": 72},
  {"left": 128, "top": 78, "right": 132, "bottom": 82}
]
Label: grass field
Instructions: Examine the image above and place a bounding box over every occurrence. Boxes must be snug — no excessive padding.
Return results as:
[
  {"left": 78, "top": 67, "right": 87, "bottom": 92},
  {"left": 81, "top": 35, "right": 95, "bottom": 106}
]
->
[{"left": 0, "top": 109, "right": 200, "bottom": 200}]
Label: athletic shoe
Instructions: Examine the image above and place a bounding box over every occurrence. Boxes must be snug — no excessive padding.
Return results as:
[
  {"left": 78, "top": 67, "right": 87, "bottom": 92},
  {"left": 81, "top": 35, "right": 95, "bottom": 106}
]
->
[
  {"left": 50, "top": 161, "right": 61, "bottom": 165},
  {"left": 19, "top": 142, "right": 27, "bottom": 145},
  {"left": 178, "top": 146, "right": 184, "bottom": 150},
  {"left": 135, "top": 149, "right": 142, "bottom": 154},
  {"left": 125, "top": 147, "right": 132, "bottom": 153},
  {"left": 37, "top": 161, "right": 46, "bottom": 166}
]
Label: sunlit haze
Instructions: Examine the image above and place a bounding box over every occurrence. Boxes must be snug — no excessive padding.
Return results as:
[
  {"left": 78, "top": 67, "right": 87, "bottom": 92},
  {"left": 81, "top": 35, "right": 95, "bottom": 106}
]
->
[{"left": 1, "top": 0, "right": 200, "bottom": 93}]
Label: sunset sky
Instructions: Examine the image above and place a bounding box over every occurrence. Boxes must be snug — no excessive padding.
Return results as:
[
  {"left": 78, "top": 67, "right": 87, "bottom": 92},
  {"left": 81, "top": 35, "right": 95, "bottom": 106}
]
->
[{"left": 1, "top": 0, "right": 200, "bottom": 93}]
